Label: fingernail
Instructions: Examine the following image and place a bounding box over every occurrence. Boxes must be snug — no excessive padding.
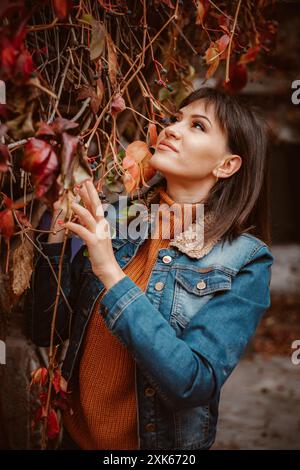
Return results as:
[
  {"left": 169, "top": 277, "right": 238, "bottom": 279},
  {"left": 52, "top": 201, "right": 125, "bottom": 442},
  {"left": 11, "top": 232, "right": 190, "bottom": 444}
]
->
[
  {"left": 75, "top": 184, "right": 82, "bottom": 189},
  {"left": 57, "top": 220, "right": 64, "bottom": 225}
]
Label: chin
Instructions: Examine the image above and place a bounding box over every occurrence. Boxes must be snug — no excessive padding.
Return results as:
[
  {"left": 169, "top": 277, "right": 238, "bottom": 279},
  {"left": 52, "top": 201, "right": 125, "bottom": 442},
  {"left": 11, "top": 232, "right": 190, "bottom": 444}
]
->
[
  {"left": 150, "top": 151, "right": 173, "bottom": 171},
  {"left": 149, "top": 160, "right": 179, "bottom": 179}
]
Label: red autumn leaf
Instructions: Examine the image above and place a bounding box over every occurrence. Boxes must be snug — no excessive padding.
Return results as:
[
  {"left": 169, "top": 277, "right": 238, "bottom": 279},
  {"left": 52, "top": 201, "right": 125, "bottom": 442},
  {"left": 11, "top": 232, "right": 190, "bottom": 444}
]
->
[
  {"left": 53, "top": 0, "right": 72, "bottom": 19},
  {"left": 122, "top": 172, "right": 138, "bottom": 195},
  {"left": 14, "top": 47, "right": 33, "bottom": 82},
  {"left": 1, "top": 43, "right": 16, "bottom": 70},
  {"left": 122, "top": 155, "right": 138, "bottom": 171},
  {"left": 47, "top": 408, "right": 60, "bottom": 440},
  {"left": 0, "top": 22, "right": 33, "bottom": 83},
  {"left": 0, "top": 105, "right": 8, "bottom": 120},
  {"left": 23, "top": 138, "right": 53, "bottom": 174},
  {"left": 40, "top": 179, "right": 62, "bottom": 206},
  {"left": 52, "top": 397, "right": 70, "bottom": 412},
  {"left": 111, "top": 93, "right": 126, "bottom": 116},
  {"left": 36, "top": 122, "right": 56, "bottom": 138},
  {"left": 30, "top": 367, "right": 48, "bottom": 386},
  {"left": 195, "top": 0, "right": 210, "bottom": 25},
  {"left": 147, "top": 123, "right": 158, "bottom": 148},
  {"left": 23, "top": 138, "right": 60, "bottom": 200},
  {"left": 239, "top": 45, "right": 261, "bottom": 65},
  {"left": 32, "top": 405, "right": 46, "bottom": 430},
  {"left": 39, "top": 391, "right": 48, "bottom": 407},
  {"left": 35, "top": 171, "right": 59, "bottom": 200},
  {"left": 204, "top": 44, "right": 220, "bottom": 79},
  {"left": 122, "top": 141, "right": 155, "bottom": 195},
  {"left": 0, "top": 145, "right": 10, "bottom": 172},
  {"left": 0, "top": 209, "right": 14, "bottom": 239},
  {"left": 52, "top": 369, "right": 62, "bottom": 394},
  {"left": 15, "top": 210, "right": 32, "bottom": 229},
  {"left": 216, "top": 34, "right": 230, "bottom": 59},
  {"left": 141, "top": 159, "right": 156, "bottom": 187},
  {"left": 2, "top": 194, "right": 13, "bottom": 209},
  {"left": 0, "top": 193, "right": 31, "bottom": 239},
  {"left": 224, "top": 63, "right": 248, "bottom": 94},
  {"left": 126, "top": 141, "right": 152, "bottom": 164}
]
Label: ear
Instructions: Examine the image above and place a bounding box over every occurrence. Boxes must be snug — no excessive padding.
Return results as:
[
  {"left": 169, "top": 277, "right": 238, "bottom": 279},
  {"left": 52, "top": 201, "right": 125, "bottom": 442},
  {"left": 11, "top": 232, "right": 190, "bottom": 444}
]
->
[{"left": 213, "top": 155, "right": 242, "bottom": 180}]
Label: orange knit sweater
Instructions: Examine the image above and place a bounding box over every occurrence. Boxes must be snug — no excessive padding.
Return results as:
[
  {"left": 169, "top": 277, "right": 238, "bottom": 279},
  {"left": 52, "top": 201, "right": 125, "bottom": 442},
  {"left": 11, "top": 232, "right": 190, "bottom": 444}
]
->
[{"left": 63, "top": 189, "right": 196, "bottom": 449}]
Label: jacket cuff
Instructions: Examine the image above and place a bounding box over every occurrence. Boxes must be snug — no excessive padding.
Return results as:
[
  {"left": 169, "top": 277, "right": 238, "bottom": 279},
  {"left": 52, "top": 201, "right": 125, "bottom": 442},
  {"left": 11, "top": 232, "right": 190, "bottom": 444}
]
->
[{"left": 100, "top": 276, "right": 143, "bottom": 324}]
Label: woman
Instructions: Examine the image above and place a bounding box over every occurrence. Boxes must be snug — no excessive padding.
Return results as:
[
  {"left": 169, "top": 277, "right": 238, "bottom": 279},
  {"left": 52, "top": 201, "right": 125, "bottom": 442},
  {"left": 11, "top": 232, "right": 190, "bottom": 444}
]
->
[{"left": 27, "top": 87, "right": 274, "bottom": 450}]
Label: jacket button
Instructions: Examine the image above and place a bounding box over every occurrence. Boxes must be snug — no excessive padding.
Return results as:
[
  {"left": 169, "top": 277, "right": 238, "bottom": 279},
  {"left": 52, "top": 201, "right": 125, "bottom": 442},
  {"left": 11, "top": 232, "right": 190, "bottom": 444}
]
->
[
  {"left": 196, "top": 280, "right": 206, "bottom": 290},
  {"left": 155, "top": 281, "right": 164, "bottom": 291},
  {"left": 145, "top": 423, "right": 156, "bottom": 432},
  {"left": 144, "top": 387, "right": 156, "bottom": 397},
  {"left": 162, "top": 255, "right": 172, "bottom": 264}
]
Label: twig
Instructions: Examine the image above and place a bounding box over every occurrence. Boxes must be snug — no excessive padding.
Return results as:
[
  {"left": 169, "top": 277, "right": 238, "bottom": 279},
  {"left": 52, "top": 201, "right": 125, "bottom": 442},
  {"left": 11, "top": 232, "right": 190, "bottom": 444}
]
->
[
  {"left": 7, "top": 140, "right": 28, "bottom": 150},
  {"left": 225, "top": 0, "right": 242, "bottom": 83},
  {"left": 72, "top": 97, "right": 91, "bottom": 121},
  {"left": 48, "top": 55, "right": 71, "bottom": 122},
  {"left": 27, "top": 78, "right": 57, "bottom": 99}
]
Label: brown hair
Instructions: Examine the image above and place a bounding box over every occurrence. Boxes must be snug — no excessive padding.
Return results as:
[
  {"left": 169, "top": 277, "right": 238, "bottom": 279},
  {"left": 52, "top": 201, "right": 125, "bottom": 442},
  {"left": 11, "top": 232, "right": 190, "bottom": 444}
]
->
[{"left": 177, "top": 87, "right": 272, "bottom": 247}]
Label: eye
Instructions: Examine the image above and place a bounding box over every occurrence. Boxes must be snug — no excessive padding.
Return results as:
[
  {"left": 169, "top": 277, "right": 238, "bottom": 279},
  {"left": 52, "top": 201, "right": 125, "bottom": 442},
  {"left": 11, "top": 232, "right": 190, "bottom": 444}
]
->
[
  {"left": 169, "top": 115, "right": 179, "bottom": 123},
  {"left": 193, "top": 121, "right": 205, "bottom": 131}
]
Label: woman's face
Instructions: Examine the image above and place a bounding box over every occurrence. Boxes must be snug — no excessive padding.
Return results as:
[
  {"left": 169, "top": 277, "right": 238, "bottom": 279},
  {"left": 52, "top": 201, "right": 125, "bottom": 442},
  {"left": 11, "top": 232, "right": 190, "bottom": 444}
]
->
[{"left": 150, "top": 99, "right": 230, "bottom": 182}]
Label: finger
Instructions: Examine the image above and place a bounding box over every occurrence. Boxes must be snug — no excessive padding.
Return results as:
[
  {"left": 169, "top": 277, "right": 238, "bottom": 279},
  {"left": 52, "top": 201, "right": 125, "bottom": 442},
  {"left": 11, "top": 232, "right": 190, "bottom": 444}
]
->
[
  {"left": 63, "top": 221, "right": 95, "bottom": 245},
  {"left": 74, "top": 193, "right": 81, "bottom": 204},
  {"left": 71, "top": 202, "right": 97, "bottom": 232},
  {"left": 75, "top": 184, "right": 93, "bottom": 213},
  {"left": 85, "top": 180, "right": 103, "bottom": 220},
  {"left": 95, "top": 218, "right": 111, "bottom": 240}
]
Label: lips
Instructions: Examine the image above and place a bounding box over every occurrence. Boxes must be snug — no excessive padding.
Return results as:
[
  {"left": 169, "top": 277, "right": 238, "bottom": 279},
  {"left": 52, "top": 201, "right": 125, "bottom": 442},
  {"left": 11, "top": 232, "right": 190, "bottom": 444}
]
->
[{"left": 157, "top": 140, "right": 178, "bottom": 153}]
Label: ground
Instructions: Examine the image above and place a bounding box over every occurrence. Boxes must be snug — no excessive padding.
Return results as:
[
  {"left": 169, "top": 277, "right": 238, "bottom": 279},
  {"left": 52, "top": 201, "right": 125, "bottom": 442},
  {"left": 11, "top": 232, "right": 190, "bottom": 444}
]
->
[{"left": 212, "top": 293, "right": 300, "bottom": 450}]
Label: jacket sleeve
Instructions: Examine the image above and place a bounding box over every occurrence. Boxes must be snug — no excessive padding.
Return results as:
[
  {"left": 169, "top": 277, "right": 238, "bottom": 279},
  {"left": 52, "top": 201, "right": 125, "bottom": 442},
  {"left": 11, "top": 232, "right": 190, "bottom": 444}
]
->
[
  {"left": 100, "top": 244, "right": 274, "bottom": 410},
  {"left": 25, "top": 234, "right": 82, "bottom": 347}
]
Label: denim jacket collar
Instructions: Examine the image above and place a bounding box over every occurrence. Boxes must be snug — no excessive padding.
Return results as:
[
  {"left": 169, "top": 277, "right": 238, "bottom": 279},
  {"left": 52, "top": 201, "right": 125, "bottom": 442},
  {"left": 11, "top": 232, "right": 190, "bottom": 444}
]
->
[
  {"left": 169, "top": 216, "right": 220, "bottom": 260},
  {"left": 139, "top": 181, "right": 221, "bottom": 260}
]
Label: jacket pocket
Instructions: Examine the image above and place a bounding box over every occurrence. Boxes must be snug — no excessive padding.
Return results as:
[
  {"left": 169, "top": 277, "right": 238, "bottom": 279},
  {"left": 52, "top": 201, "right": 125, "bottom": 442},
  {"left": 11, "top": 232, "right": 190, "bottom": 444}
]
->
[{"left": 171, "top": 267, "right": 232, "bottom": 329}]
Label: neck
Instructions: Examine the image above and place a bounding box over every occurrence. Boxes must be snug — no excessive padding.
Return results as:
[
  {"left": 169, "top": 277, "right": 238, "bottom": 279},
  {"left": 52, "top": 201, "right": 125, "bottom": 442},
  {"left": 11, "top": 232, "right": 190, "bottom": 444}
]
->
[{"left": 164, "top": 176, "right": 215, "bottom": 204}]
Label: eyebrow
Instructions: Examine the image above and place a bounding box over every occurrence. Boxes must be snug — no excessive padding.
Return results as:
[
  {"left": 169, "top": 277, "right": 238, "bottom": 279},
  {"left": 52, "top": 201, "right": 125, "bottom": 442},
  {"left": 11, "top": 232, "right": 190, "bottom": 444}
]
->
[{"left": 176, "top": 110, "right": 212, "bottom": 127}]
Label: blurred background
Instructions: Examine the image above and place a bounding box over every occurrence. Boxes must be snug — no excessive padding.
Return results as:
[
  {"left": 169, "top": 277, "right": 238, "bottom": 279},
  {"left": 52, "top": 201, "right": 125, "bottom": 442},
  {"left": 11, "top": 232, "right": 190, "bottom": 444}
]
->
[{"left": 212, "top": 0, "right": 300, "bottom": 449}]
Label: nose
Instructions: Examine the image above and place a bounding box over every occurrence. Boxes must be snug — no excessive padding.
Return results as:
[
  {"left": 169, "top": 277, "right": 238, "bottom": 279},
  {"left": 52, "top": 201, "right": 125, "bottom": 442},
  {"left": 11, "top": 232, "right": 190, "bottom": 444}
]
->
[{"left": 165, "top": 125, "right": 181, "bottom": 140}]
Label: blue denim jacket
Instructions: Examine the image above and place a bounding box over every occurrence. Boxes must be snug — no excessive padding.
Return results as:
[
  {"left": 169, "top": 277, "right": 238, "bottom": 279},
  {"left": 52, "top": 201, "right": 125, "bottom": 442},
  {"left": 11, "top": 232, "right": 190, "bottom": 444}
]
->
[{"left": 26, "top": 186, "right": 274, "bottom": 450}]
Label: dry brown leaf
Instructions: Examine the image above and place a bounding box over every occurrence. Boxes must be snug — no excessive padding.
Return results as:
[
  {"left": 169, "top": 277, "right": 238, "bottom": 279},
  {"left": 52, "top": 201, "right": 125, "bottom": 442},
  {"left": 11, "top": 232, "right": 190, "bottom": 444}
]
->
[
  {"left": 106, "top": 33, "right": 118, "bottom": 88},
  {"left": 12, "top": 239, "right": 34, "bottom": 296},
  {"left": 90, "top": 20, "right": 106, "bottom": 61}
]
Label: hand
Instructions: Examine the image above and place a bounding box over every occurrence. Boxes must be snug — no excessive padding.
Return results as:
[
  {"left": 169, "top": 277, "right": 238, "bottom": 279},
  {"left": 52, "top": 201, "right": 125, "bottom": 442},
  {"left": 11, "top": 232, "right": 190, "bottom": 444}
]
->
[
  {"left": 48, "top": 190, "right": 80, "bottom": 243},
  {"left": 62, "top": 180, "right": 126, "bottom": 290}
]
